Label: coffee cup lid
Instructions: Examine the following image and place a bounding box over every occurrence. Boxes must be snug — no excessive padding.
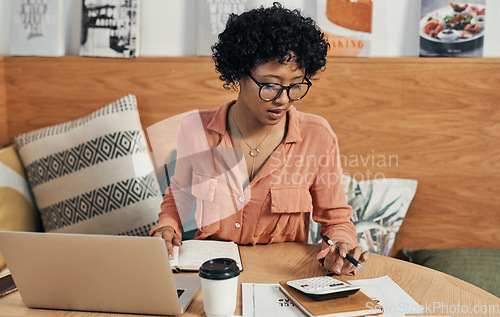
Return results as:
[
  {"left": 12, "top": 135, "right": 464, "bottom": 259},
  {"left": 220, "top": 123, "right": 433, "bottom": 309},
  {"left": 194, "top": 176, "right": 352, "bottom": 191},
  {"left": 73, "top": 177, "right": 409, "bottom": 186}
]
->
[{"left": 199, "top": 258, "right": 240, "bottom": 280}]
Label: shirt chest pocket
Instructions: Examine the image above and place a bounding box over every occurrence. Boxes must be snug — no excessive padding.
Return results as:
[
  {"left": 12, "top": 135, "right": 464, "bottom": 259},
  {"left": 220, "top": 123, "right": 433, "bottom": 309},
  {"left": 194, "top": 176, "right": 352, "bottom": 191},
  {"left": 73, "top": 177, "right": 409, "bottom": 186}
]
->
[
  {"left": 254, "top": 187, "right": 312, "bottom": 237},
  {"left": 270, "top": 187, "right": 313, "bottom": 213},
  {"left": 191, "top": 171, "right": 220, "bottom": 233},
  {"left": 191, "top": 172, "right": 217, "bottom": 202}
]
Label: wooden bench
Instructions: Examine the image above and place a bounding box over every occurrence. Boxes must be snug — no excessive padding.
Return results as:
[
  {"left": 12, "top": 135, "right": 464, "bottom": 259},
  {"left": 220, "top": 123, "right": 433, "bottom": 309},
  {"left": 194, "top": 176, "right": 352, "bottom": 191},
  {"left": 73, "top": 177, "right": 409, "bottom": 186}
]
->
[{"left": 1, "top": 56, "right": 499, "bottom": 256}]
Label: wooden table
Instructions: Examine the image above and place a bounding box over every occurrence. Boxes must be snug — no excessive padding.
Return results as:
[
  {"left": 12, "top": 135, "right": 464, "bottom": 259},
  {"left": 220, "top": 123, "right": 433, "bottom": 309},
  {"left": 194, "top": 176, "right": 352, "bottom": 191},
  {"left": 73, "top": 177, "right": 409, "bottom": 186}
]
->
[{"left": 1, "top": 243, "right": 499, "bottom": 316}]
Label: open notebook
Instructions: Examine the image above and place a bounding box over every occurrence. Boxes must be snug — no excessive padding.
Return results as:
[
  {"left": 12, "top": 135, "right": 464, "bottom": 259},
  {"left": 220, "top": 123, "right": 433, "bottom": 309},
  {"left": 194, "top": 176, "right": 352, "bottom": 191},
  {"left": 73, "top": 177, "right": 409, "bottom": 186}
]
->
[{"left": 171, "top": 239, "right": 243, "bottom": 272}]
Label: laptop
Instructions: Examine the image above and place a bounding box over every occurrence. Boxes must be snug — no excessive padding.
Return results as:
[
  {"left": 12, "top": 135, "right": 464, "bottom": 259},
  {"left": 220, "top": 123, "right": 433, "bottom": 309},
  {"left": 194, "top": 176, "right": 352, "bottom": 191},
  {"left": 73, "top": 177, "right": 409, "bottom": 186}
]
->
[{"left": 0, "top": 231, "right": 200, "bottom": 315}]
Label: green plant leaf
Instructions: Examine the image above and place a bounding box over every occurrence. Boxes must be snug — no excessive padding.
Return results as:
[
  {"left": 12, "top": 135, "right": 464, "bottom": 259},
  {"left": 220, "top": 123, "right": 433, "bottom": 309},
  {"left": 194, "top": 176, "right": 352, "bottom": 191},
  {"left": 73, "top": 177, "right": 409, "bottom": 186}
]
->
[
  {"left": 358, "top": 183, "right": 373, "bottom": 219},
  {"left": 370, "top": 196, "right": 400, "bottom": 221}
]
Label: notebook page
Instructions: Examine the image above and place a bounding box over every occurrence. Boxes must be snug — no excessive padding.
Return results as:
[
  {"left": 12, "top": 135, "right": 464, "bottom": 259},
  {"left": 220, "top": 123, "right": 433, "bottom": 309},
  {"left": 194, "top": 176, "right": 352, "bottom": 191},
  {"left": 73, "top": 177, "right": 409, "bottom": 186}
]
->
[{"left": 177, "top": 240, "right": 242, "bottom": 271}]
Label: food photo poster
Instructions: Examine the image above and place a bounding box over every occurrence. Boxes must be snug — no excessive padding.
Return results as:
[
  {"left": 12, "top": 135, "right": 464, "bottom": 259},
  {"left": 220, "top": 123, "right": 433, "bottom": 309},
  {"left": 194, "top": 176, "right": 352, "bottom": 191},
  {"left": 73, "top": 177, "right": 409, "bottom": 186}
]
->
[
  {"left": 420, "top": 0, "right": 486, "bottom": 57},
  {"left": 316, "top": 0, "right": 373, "bottom": 57}
]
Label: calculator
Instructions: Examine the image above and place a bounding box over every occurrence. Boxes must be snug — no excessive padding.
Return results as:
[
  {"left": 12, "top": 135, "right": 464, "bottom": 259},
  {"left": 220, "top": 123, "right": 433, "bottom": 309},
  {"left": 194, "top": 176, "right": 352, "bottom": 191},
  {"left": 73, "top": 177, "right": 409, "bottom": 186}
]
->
[{"left": 286, "top": 276, "right": 360, "bottom": 300}]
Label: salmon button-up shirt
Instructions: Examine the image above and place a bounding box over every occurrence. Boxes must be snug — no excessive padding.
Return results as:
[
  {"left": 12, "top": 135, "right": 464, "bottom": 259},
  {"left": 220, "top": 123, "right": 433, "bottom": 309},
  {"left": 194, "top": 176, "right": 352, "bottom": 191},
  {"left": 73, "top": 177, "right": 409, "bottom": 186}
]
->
[{"left": 150, "top": 101, "right": 357, "bottom": 263}]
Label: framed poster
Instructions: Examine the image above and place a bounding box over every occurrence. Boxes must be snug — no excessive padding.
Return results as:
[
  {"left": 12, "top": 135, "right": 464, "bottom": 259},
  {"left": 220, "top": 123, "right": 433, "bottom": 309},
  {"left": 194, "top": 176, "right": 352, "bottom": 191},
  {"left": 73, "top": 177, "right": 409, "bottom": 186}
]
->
[
  {"left": 10, "top": 0, "right": 64, "bottom": 56},
  {"left": 316, "top": 0, "right": 373, "bottom": 57},
  {"left": 80, "top": 0, "right": 140, "bottom": 58},
  {"left": 420, "top": 0, "right": 486, "bottom": 57}
]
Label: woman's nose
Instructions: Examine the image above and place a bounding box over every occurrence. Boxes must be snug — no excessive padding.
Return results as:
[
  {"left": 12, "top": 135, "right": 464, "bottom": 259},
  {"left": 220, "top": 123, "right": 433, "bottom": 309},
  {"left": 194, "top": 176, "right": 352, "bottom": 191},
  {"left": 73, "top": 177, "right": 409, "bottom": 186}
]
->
[{"left": 274, "top": 89, "right": 290, "bottom": 104}]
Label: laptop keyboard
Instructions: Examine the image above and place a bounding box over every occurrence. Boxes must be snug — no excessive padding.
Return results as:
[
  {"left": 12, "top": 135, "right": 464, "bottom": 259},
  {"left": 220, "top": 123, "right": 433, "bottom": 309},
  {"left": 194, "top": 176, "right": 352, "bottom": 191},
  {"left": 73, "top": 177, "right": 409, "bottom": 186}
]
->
[{"left": 177, "top": 289, "right": 185, "bottom": 298}]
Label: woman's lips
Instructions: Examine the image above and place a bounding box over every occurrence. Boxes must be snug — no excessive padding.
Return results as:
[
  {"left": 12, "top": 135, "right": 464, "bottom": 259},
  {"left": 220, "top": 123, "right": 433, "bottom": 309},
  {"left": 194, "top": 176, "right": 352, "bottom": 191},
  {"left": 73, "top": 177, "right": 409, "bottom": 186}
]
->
[{"left": 267, "top": 108, "right": 285, "bottom": 120}]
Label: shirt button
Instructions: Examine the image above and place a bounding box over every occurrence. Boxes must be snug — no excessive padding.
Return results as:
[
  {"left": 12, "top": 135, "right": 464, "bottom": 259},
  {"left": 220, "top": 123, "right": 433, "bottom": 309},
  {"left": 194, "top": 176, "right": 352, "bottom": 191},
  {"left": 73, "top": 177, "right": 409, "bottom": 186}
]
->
[
  {"left": 238, "top": 196, "right": 244, "bottom": 202},
  {"left": 235, "top": 222, "right": 241, "bottom": 228}
]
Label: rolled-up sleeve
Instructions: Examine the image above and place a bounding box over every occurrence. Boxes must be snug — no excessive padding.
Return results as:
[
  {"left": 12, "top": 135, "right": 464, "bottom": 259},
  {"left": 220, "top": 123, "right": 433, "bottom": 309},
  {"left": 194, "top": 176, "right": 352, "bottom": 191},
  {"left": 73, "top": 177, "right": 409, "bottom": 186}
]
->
[{"left": 310, "top": 135, "right": 357, "bottom": 263}]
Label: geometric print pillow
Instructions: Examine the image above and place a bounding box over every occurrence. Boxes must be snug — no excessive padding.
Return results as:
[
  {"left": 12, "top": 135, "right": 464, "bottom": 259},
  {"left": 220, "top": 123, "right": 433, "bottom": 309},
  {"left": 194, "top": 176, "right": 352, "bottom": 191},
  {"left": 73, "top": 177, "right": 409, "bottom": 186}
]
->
[{"left": 14, "top": 94, "right": 162, "bottom": 236}]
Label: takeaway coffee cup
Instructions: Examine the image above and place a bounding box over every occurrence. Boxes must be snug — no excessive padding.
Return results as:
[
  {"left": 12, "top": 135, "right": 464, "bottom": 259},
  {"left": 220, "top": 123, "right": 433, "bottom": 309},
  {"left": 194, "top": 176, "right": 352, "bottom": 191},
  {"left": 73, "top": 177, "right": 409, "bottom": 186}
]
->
[{"left": 199, "top": 258, "right": 240, "bottom": 317}]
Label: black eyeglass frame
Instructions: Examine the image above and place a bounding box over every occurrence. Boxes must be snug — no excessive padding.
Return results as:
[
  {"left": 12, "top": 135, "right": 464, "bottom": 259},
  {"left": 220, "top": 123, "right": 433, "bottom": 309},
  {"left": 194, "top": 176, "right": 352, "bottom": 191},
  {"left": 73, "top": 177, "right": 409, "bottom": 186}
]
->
[{"left": 246, "top": 72, "right": 312, "bottom": 101}]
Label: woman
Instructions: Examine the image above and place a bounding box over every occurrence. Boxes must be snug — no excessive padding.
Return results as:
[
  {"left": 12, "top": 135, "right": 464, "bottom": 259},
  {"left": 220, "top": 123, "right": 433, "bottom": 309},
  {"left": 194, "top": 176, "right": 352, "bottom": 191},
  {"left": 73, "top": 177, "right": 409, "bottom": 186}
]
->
[{"left": 150, "top": 3, "right": 369, "bottom": 275}]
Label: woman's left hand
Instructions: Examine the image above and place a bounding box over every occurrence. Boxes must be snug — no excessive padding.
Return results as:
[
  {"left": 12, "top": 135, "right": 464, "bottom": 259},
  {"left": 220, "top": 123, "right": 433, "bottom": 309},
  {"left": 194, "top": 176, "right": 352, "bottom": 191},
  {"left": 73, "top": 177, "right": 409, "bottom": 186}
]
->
[{"left": 323, "top": 241, "right": 370, "bottom": 275}]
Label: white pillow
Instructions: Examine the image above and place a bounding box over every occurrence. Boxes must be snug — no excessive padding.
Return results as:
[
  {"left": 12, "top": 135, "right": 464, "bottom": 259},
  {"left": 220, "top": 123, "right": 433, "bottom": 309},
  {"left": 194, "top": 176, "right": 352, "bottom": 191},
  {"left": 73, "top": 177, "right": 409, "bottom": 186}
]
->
[
  {"left": 14, "top": 94, "right": 162, "bottom": 236},
  {"left": 309, "top": 175, "right": 417, "bottom": 256}
]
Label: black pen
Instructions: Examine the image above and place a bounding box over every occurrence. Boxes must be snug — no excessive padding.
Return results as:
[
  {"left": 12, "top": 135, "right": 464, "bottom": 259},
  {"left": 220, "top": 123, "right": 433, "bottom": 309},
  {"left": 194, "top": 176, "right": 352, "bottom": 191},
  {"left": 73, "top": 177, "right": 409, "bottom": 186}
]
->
[{"left": 321, "top": 235, "right": 365, "bottom": 271}]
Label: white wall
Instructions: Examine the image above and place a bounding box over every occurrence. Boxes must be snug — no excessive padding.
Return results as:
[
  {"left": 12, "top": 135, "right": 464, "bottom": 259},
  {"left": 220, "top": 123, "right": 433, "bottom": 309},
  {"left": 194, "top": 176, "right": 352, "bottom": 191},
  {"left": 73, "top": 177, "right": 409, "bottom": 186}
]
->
[
  {"left": 140, "top": 0, "right": 197, "bottom": 56},
  {"left": 372, "top": 0, "right": 421, "bottom": 57},
  {"left": 0, "top": 0, "right": 499, "bottom": 57},
  {"left": 0, "top": 0, "right": 10, "bottom": 54},
  {"left": 63, "top": 0, "right": 82, "bottom": 55},
  {"left": 483, "top": 0, "right": 500, "bottom": 56}
]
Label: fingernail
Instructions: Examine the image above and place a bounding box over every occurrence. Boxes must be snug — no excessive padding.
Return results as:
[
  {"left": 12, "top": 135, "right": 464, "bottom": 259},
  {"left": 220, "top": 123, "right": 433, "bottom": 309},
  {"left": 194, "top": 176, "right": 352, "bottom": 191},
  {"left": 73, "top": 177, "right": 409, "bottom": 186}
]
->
[
  {"left": 335, "top": 267, "right": 341, "bottom": 274},
  {"left": 342, "top": 252, "right": 346, "bottom": 258},
  {"left": 169, "top": 254, "right": 173, "bottom": 260}
]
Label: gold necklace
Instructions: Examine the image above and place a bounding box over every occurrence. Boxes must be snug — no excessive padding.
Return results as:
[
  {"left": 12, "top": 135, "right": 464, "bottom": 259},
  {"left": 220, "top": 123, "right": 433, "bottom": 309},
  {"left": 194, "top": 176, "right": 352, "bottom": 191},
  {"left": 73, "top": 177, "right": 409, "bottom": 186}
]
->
[{"left": 232, "top": 109, "right": 274, "bottom": 179}]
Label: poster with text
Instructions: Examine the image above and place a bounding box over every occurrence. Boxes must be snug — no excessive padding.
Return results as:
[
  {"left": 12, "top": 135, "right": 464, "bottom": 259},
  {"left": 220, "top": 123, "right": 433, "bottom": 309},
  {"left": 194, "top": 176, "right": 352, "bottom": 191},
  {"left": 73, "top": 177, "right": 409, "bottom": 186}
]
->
[
  {"left": 420, "top": 0, "right": 486, "bottom": 57},
  {"left": 10, "top": 0, "right": 64, "bottom": 56},
  {"left": 196, "top": 0, "right": 248, "bottom": 56},
  {"left": 316, "top": 0, "right": 373, "bottom": 57}
]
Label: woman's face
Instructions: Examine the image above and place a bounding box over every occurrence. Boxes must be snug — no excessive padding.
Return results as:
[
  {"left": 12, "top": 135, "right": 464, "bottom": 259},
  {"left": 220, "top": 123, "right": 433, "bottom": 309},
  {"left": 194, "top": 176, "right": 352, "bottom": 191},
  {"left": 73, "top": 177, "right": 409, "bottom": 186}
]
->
[{"left": 237, "top": 57, "right": 306, "bottom": 128}]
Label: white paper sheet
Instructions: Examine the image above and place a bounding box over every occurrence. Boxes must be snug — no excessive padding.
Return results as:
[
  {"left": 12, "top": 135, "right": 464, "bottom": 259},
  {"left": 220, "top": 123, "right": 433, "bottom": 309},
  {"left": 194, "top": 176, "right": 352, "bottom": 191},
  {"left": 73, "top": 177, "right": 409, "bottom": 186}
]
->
[
  {"left": 242, "top": 276, "right": 423, "bottom": 317},
  {"left": 242, "top": 283, "right": 304, "bottom": 317},
  {"left": 349, "top": 276, "right": 424, "bottom": 317}
]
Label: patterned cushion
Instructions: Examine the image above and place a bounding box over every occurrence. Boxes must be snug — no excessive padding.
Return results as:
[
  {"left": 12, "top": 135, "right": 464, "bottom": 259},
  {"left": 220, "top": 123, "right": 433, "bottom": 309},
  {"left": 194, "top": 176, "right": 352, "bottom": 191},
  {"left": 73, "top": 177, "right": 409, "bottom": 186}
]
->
[
  {"left": 0, "top": 145, "right": 39, "bottom": 270},
  {"left": 309, "top": 175, "right": 417, "bottom": 256},
  {"left": 343, "top": 175, "right": 417, "bottom": 256},
  {"left": 14, "top": 95, "right": 162, "bottom": 236}
]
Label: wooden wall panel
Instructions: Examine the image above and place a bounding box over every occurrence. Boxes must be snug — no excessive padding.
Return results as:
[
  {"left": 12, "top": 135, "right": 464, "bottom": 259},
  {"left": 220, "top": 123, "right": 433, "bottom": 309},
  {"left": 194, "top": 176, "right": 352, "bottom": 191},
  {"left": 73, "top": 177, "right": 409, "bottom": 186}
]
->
[
  {"left": 4, "top": 56, "right": 238, "bottom": 138},
  {"left": 0, "top": 57, "right": 8, "bottom": 148},
  {"left": 3, "top": 56, "right": 500, "bottom": 255},
  {"left": 303, "top": 58, "right": 500, "bottom": 256}
]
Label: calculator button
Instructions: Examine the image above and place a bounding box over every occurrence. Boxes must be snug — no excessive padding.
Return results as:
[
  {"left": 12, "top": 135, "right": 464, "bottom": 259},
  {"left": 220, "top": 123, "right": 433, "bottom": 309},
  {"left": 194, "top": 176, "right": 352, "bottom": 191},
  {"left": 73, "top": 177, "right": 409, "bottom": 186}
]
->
[{"left": 287, "top": 276, "right": 360, "bottom": 296}]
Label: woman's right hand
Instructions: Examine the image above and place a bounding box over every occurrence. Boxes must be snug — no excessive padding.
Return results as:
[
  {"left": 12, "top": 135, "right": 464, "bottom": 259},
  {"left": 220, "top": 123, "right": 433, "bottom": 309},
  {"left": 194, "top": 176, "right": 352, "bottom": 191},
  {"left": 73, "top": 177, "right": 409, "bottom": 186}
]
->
[{"left": 152, "top": 226, "right": 182, "bottom": 260}]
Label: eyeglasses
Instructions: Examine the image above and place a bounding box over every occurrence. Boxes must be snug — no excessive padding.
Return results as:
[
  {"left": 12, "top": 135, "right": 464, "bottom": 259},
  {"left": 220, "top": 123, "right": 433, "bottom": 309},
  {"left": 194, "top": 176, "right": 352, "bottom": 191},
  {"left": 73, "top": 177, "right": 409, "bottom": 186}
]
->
[{"left": 246, "top": 73, "right": 312, "bottom": 101}]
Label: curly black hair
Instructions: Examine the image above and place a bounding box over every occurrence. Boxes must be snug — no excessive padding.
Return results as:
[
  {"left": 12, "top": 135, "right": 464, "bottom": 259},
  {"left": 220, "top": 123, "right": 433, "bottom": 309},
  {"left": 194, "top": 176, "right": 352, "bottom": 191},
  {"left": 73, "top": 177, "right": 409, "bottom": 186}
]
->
[{"left": 212, "top": 2, "right": 329, "bottom": 89}]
